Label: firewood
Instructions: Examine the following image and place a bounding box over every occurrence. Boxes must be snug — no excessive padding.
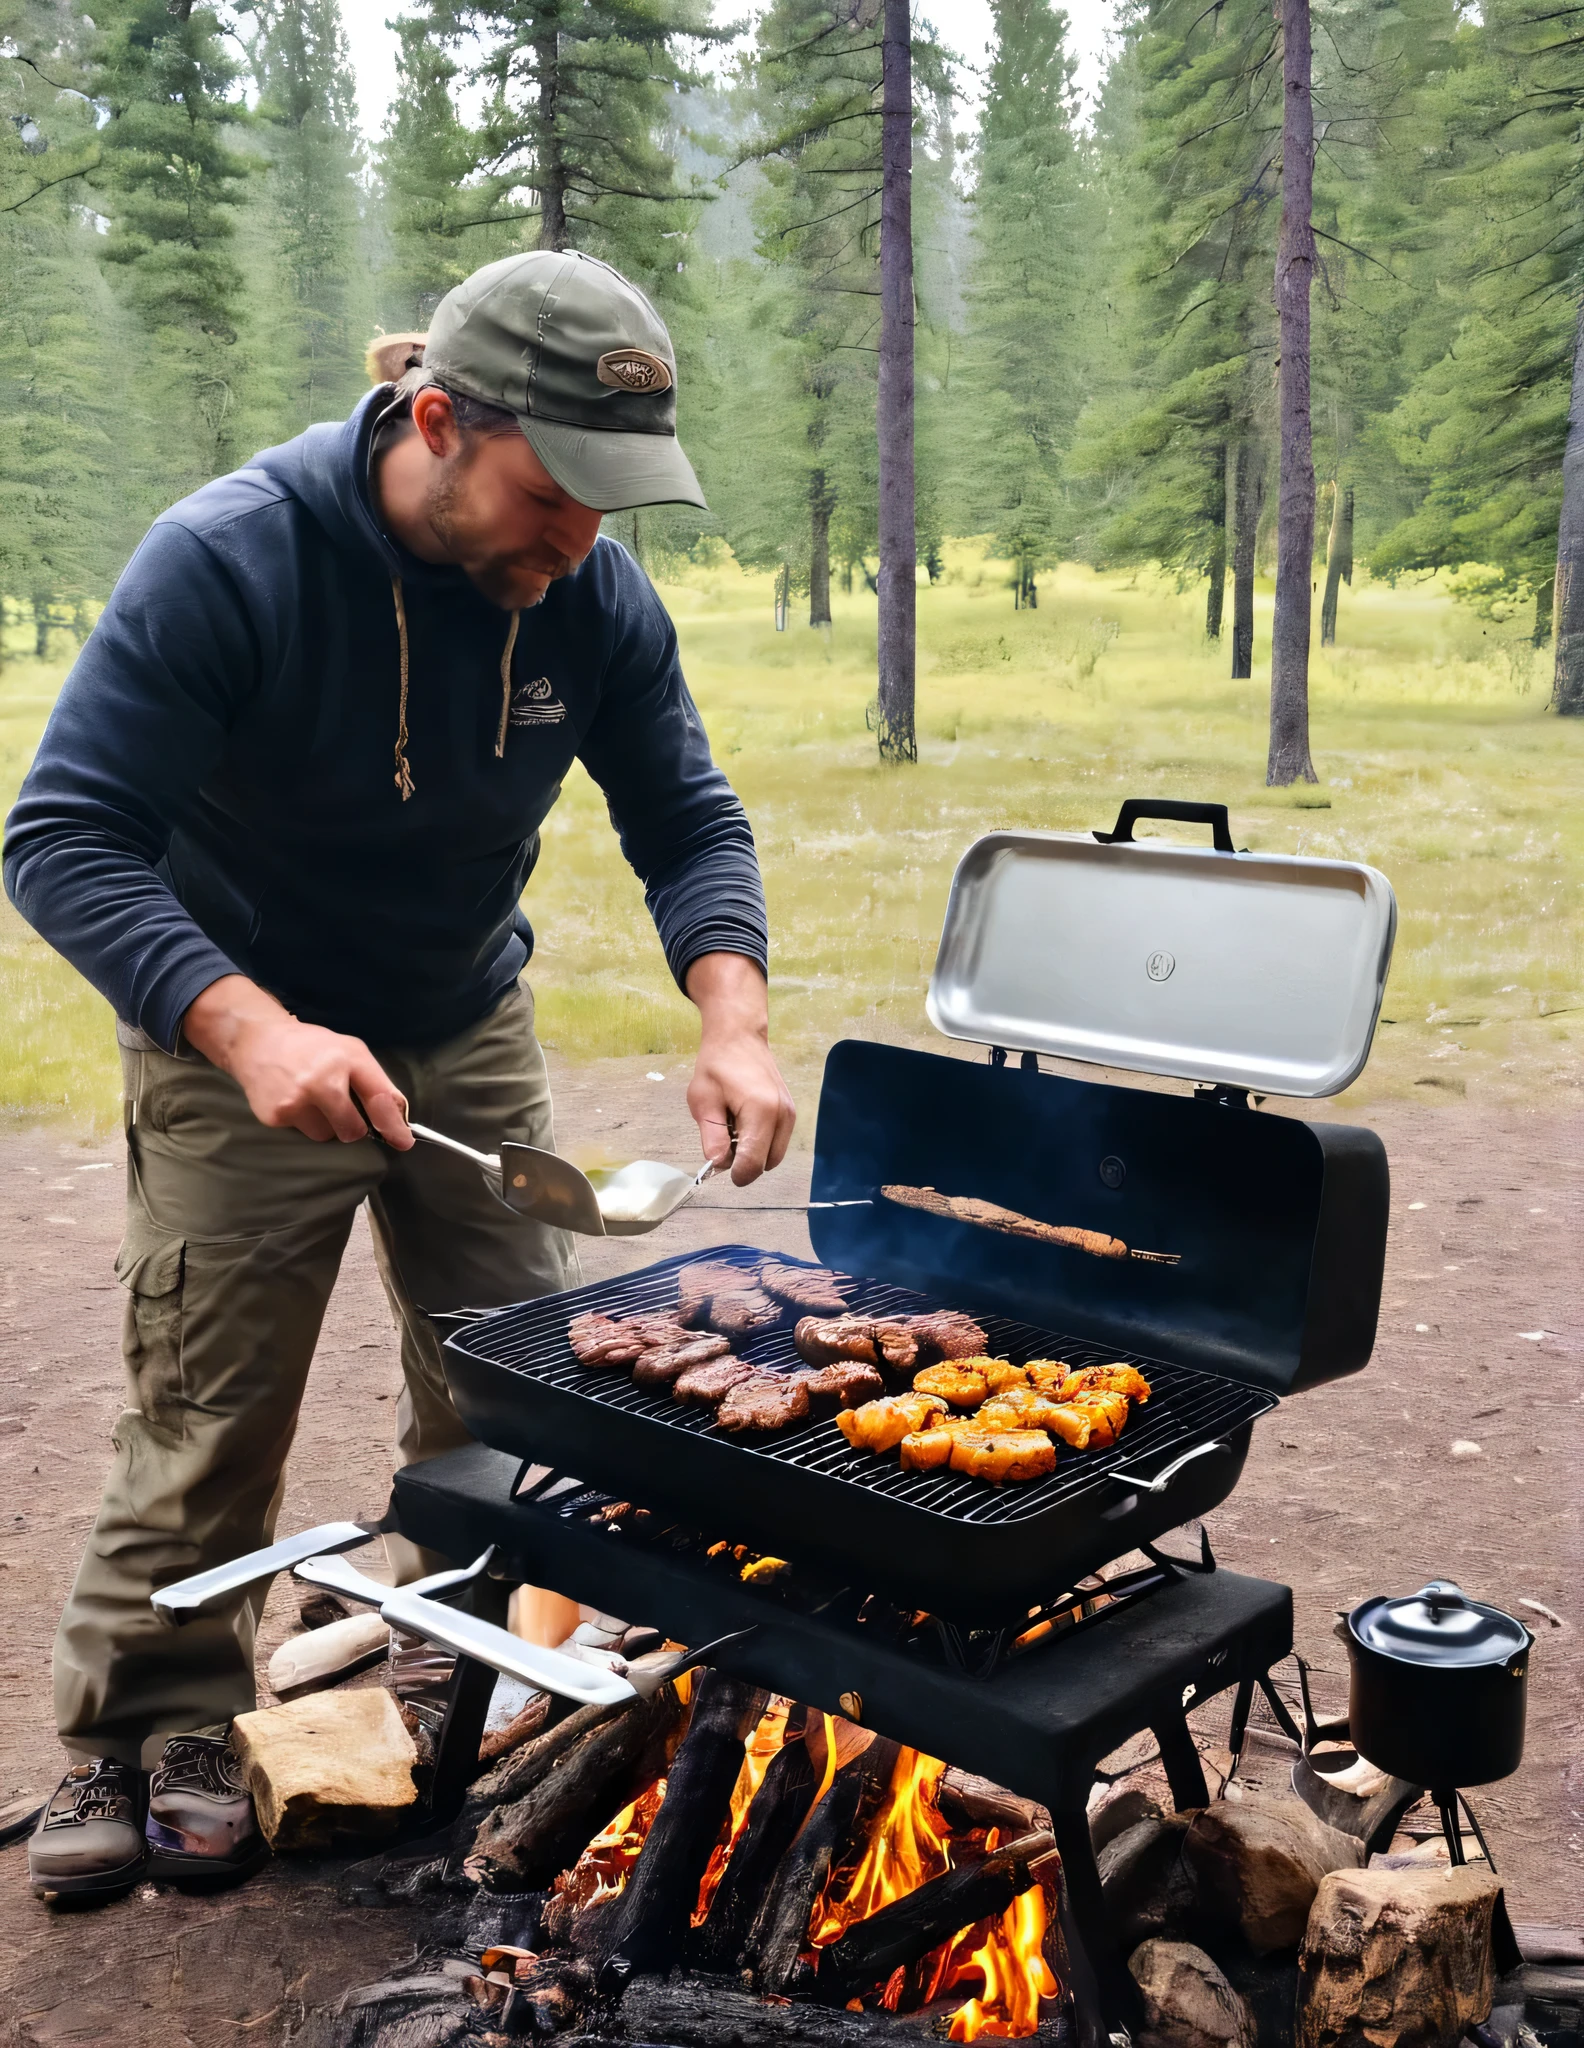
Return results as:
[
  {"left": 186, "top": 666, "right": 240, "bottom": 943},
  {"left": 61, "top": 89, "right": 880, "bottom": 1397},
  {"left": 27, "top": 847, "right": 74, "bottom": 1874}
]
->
[
  {"left": 466, "top": 1683, "right": 683, "bottom": 1891},
  {"left": 594, "top": 1672, "right": 770, "bottom": 1973},
  {"left": 231, "top": 1689, "right": 418, "bottom": 1852},
  {"left": 747, "top": 1736, "right": 902, "bottom": 1996},
  {"left": 815, "top": 1828, "right": 1055, "bottom": 2001},
  {"left": 692, "top": 1727, "right": 819, "bottom": 1972},
  {"left": 477, "top": 1689, "right": 552, "bottom": 1768},
  {"left": 935, "top": 1766, "right": 1052, "bottom": 1840},
  {"left": 616, "top": 1971, "right": 936, "bottom": 2046}
]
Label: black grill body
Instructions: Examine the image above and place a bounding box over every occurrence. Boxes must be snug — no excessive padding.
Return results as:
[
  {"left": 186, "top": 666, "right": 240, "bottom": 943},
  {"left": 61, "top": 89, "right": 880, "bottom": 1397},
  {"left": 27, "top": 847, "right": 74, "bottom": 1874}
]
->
[{"left": 441, "top": 1041, "right": 1385, "bottom": 1623}]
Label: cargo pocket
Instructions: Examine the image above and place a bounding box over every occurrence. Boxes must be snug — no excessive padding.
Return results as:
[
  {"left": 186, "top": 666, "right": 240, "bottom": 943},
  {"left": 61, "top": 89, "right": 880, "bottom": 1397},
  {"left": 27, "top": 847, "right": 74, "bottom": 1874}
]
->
[{"left": 114, "top": 1220, "right": 187, "bottom": 1432}]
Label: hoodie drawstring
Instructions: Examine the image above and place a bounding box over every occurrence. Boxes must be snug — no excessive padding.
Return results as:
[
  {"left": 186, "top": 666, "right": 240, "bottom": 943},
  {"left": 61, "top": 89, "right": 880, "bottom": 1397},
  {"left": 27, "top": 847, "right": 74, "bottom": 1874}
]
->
[
  {"left": 389, "top": 575, "right": 524, "bottom": 796},
  {"left": 496, "top": 608, "right": 521, "bottom": 758}
]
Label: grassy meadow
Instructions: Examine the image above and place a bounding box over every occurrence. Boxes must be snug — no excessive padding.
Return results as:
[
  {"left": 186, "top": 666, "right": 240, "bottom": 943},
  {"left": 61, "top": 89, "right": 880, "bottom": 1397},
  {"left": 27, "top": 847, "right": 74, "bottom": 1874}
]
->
[{"left": 2, "top": 541, "right": 1580, "bottom": 1133}]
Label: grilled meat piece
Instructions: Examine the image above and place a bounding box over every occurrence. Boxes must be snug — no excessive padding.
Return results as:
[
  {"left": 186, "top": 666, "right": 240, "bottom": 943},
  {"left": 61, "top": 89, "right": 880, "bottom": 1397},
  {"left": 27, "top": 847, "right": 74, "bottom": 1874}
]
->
[
  {"left": 794, "top": 1361, "right": 886, "bottom": 1410},
  {"left": 948, "top": 1428, "right": 1056, "bottom": 1485},
  {"left": 899, "top": 1417, "right": 981, "bottom": 1472},
  {"left": 716, "top": 1374, "right": 813, "bottom": 1434},
  {"left": 977, "top": 1358, "right": 1028, "bottom": 1395},
  {"left": 1024, "top": 1359, "right": 1078, "bottom": 1395},
  {"left": 568, "top": 1312, "right": 648, "bottom": 1367},
  {"left": 836, "top": 1393, "right": 947, "bottom": 1454},
  {"left": 871, "top": 1321, "right": 921, "bottom": 1370},
  {"left": 757, "top": 1262, "right": 850, "bottom": 1315},
  {"left": 1067, "top": 1389, "right": 1130, "bottom": 1447},
  {"left": 673, "top": 1358, "right": 757, "bottom": 1407},
  {"left": 1058, "top": 1363, "right": 1152, "bottom": 1404},
  {"left": 794, "top": 1316, "right": 879, "bottom": 1367},
  {"left": 913, "top": 1362, "right": 990, "bottom": 1409},
  {"left": 631, "top": 1334, "right": 731, "bottom": 1388},
  {"left": 707, "top": 1286, "right": 783, "bottom": 1342},
  {"left": 979, "top": 1388, "right": 1092, "bottom": 1448},
  {"left": 902, "top": 1311, "right": 990, "bottom": 1364},
  {"left": 677, "top": 1259, "right": 752, "bottom": 1328}
]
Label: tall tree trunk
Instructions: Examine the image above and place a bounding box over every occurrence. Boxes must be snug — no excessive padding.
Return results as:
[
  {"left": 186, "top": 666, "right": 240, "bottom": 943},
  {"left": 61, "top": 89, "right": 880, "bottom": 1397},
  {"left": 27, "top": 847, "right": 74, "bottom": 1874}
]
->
[
  {"left": 536, "top": 32, "right": 568, "bottom": 251},
  {"left": 875, "top": 0, "right": 916, "bottom": 763},
  {"left": 1533, "top": 578, "right": 1553, "bottom": 647},
  {"left": 1267, "top": 0, "right": 1319, "bottom": 784},
  {"left": 1230, "top": 438, "right": 1264, "bottom": 680},
  {"left": 809, "top": 470, "right": 834, "bottom": 627},
  {"left": 1553, "top": 292, "right": 1584, "bottom": 714},
  {"left": 1206, "top": 445, "right": 1228, "bottom": 640},
  {"left": 1319, "top": 482, "right": 1353, "bottom": 646},
  {"left": 33, "top": 594, "right": 52, "bottom": 660}
]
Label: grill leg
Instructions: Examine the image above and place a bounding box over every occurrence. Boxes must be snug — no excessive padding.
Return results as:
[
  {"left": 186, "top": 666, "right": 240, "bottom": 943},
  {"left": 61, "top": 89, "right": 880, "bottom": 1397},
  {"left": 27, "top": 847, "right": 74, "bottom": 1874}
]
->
[
  {"left": 426, "top": 1653, "right": 499, "bottom": 1827},
  {"left": 1050, "top": 1801, "right": 1142, "bottom": 2045},
  {"left": 1152, "top": 1709, "right": 1211, "bottom": 1811}
]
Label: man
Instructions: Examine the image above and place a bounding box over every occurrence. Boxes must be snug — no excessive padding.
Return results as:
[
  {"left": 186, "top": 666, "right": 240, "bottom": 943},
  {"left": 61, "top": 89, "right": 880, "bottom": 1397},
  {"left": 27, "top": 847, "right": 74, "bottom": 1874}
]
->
[{"left": 3, "top": 249, "right": 795, "bottom": 1901}]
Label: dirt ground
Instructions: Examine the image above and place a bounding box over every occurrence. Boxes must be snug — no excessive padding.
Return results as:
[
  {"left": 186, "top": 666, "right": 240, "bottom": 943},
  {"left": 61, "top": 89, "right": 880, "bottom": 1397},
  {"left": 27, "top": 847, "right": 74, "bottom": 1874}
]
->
[{"left": 0, "top": 1058, "right": 1579, "bottom": 2042}]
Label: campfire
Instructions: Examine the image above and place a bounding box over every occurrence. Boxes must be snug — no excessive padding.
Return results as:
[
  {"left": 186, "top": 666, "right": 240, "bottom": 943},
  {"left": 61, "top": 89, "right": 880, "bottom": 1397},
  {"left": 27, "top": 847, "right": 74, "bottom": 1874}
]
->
[{"left": 482, "top": 1677, "right": 1064, "bottom": 2041}]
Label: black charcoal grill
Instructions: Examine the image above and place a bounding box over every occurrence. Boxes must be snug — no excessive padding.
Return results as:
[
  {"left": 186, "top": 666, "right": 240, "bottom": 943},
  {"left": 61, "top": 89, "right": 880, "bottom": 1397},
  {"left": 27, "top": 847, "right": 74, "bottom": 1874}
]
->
[{"left": 440, "top": 802, "right": 1395, "bottom": 1625}]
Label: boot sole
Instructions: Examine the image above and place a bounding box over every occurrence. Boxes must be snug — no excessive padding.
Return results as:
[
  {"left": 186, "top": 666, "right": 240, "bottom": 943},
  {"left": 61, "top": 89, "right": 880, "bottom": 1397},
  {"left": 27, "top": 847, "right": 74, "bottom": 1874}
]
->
[
  {"left": 31, "top": 1850, "right": 147, "bottom": 1904},
  {"left": 144, "top": 1838, "right": 270, "bottom": 1891}
]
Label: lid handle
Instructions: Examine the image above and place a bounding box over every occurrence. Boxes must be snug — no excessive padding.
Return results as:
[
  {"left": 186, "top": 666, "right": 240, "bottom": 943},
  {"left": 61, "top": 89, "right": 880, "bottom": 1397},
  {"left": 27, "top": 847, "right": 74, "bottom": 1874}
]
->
[
  {"left": 1094, "top": 799, "right": 1237, "bottom": 854},
  {"left": 1419, "top": 1579, "right": 1471, "bottom": 1617}
]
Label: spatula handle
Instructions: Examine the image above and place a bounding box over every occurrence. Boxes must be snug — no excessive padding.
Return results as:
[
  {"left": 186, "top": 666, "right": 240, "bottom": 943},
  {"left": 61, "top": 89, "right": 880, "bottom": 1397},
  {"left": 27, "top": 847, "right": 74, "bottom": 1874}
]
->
[{"left": 409, "top": 1122, "right": 501, "bottom": 1174}]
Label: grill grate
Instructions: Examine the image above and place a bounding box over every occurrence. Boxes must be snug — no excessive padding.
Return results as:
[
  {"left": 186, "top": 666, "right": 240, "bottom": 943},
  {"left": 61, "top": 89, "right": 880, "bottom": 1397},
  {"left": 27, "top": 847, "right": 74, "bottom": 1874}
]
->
[{"left": 446, "top": 1245, "right": 1277, "bottom": 1529}]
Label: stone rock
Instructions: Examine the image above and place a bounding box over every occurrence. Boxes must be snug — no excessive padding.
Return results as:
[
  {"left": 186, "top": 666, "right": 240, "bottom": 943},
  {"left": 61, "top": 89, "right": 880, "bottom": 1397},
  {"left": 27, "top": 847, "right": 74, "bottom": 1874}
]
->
[
  {"left": 1186, "top": 1792, "right": 1365, "bottom": 1955},
  {"left": 266, "top": 1613, "right": 390, "bottom": 1700},
  {"left": 1100, "top": 1815, "right": 1196, "bottom": 1949},
  {"left": 1296, "top": 1864, "right": 1501, "bottom": 2048},
  {"left": 1092, "top": 1784, "right": 1167, "bottom": 1855},
  {"left": 1129, "top": 1939, "right": 1257, "bottom": 2048},
  {"left": 233, "top": 1687, "right": 418, "bottom": 1851}
]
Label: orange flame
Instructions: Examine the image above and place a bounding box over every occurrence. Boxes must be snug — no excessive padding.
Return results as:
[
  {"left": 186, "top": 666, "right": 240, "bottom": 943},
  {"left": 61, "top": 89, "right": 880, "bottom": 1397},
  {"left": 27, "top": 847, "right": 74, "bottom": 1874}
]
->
[
  {"left": 810, "top": 1749, "right": 956, "bottom": 1945},
  {"left": 692, "top": 1696, "right": 792, "bottom": 1926},
  {"left": 944, "top": 1885, "right": 1058, "bottom": 2041},
  {"left": 558, "top": 1779, "right": 667, "bottom": 1907}
]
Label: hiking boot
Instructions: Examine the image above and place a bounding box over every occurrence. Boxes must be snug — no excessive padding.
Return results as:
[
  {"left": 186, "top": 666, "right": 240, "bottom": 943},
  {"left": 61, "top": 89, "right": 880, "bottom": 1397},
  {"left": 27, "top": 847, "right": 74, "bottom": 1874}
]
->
[
  {"left": 143, "top": 1735, "right": 267, "bottom": 1889},
  {"left": 28, "top": 1758, "right": 146, "bottom": 1901}
]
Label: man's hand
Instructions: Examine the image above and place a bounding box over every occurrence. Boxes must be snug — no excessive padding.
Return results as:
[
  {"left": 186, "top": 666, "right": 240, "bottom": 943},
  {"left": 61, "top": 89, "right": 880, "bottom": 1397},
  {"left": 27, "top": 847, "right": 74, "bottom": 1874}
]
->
[
  {"left": 683, "top": 953, "right": 795, "bottom": 1185},
  {"left": 182, "top": 976, "right": 414, "bottom": 1147}
]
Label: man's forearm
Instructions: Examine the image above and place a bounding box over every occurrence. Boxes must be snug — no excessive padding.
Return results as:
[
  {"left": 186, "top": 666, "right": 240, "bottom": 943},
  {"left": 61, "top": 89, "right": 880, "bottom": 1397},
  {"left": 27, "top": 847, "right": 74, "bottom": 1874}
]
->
[
  {"left": 683, "top": 951, "right": 794, "bottom": 1181},
  {"left": 684, "top": 950, "right": 771, "bottom": 1039}
]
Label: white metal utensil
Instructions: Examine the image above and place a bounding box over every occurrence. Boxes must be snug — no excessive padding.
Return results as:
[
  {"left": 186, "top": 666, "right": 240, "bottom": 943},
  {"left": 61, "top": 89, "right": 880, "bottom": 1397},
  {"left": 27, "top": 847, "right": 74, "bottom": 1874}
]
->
[{"left": 407, "top": 1122, "right": 719, "bottom": 1236}]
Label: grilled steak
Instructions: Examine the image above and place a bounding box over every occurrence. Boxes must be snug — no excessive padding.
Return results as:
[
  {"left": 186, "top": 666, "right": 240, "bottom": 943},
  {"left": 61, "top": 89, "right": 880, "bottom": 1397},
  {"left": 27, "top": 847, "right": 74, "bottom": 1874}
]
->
[
  {"left": 792, "top": 1315, "right": 919, "bottom": 1370},
  {"left": 715, "top": 1374, "right": 812, "bottom": 1434},
  {"left": 902, "top": 1311, "right": 989, "bottom": 1363},
  {"left": 568, "top": 1313, "right": 647, "bottom": 1367},
  {"left": 632, "top": 1334, "right": 731, "bottom": 1388},
  {"left": 677, "top": 1259, "right": 750, "bottom": 1328},
  {"left": 794, "top": 1361, "right": 886, "bottom": 1410},
  {"left": 673, "top": 1358, "right": 756, "bottom": 1407},
  {"left": 757, "top": 1261, "right": 850, "bottom": 1315},
  {"left": 706, "top": 1286, "right": 782, "bottom": 1341}
]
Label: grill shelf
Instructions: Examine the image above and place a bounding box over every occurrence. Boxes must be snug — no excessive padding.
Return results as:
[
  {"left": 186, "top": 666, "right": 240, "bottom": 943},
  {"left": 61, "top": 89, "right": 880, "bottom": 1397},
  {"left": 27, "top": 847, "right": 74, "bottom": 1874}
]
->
[{"left": 442, "top": 1245, "right": 1278, "bottom": 1624}]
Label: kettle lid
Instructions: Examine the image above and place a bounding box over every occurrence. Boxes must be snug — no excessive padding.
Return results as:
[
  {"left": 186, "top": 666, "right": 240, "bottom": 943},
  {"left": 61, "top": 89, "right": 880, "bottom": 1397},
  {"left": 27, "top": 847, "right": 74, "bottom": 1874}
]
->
[{"left": 1349, "top": 1581, "right": 1530, "bottom": 1668}]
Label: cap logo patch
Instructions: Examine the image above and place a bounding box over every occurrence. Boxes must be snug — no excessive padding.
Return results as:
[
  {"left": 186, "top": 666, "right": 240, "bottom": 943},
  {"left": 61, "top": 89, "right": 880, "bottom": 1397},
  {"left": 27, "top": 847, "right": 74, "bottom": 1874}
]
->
[{"left": 596, "top": 348, "right": 672, "bottom": 395}]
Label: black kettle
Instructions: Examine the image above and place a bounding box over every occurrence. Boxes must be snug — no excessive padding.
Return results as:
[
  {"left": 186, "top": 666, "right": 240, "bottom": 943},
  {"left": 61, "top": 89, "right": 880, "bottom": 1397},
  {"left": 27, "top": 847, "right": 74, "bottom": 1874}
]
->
[{"left": 1346, "top": 1580, "right": 1532, "bottom": 1795}]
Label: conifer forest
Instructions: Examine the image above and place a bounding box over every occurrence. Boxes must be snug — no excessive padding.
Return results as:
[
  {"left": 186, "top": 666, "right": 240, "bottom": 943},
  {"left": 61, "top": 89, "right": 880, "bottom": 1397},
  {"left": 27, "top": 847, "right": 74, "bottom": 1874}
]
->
[{"left": 2, "top": 0, "right": 1582, "bottom": 781}]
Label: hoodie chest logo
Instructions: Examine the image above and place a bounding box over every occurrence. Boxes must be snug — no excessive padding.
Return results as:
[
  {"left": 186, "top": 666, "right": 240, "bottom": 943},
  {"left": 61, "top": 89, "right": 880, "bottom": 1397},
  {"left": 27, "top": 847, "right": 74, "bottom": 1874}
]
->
[{"left": 509, "top": 675, "right": 568, "bottom": 728}]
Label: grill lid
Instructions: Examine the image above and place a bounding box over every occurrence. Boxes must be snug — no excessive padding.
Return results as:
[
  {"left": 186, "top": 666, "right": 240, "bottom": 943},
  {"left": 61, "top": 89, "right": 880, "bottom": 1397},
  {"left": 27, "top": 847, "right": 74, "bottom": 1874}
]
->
[{"left": 928, "top": 800, "right": 1397, "bottom": 1098}]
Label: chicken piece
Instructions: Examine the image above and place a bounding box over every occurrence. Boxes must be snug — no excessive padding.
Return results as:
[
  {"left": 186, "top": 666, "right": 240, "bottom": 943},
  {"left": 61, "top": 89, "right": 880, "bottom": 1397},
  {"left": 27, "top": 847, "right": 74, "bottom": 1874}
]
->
[
  {"left": 794, "top": 1361, "right": 886, "bottom": 1411},
  {"left": 1057, "top": 1363, "right": 1152, "bottom": 1405},
  {"left": 673, "top": 1358, "right": 757, "bottom": 1407},
  {"left": 568, "top": 1313, "right": 647, "bottom": 1367},
  {"left": 757, "top": 1262, "right": 850, "bottom": 1315},
  {"left": 952, "top": 1357, "right": 1025, "bottom": 1395},
  {"left": 899, "top": 1417, "right": 982, "bottom": 1472},
  {"left": 901, "top": 1310, "right": 990, "bottom": 1364},
  {"left": 913, "top": 1361, "right": 990, "bottom": 1409},
  {"left": 631, "top": 1334, "right": 731, "bottom": 1389},
  {"left": 716, "top": 1374, "right": 813, "bottom": 1434},
  {"left": 948, "top": 1428, "right": 1057, "bottom": 1486},
  {"left": 795, "top": 1316, "right": 880, "bottom": 1368},
  {"left": 836, "top": 1393, "right": 948, "bottom": 1454},
  {"left": 1024, "top": 1359, "right": 1079, "bottom": 1395},
  {"left": 677, "top": 1259, "right": 752, "bottom": 1328},
  {"left": 707, "top": 1286, "right": 783, "bottom": 1342},
  {"left": 1068, "top": 1389, "right": 1130, "bottom": 1447},
  {"left": 979, "top": 1389, "right": 1092, "bottom": 1449}
]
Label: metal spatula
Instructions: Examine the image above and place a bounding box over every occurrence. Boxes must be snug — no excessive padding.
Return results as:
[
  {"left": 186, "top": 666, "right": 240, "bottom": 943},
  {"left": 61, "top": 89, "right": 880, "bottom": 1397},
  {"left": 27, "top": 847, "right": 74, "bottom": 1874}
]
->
[{"left": 408, "top": 1123, "right": 717, "bottom": 1236}]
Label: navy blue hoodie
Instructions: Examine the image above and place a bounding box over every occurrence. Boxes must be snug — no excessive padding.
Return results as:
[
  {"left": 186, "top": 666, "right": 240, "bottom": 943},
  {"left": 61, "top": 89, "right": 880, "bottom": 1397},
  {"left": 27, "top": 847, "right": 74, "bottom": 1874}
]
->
[{"left": 3, "top": 390, "right": 767, "bottom": 1053}]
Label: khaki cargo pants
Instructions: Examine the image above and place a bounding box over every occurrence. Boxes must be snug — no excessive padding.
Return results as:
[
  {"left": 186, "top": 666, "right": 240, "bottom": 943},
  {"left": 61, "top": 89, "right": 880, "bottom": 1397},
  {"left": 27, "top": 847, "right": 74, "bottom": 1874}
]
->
[{"left": 56, "top": 982, "right": 579, "bottom": 1768}]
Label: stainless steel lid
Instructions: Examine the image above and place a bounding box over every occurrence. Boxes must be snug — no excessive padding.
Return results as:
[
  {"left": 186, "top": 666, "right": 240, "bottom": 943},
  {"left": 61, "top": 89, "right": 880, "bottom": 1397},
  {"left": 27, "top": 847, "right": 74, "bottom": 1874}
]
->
[
  {"left": 1348, "top": 1582, "right": 1531, "bottom": 1669},
  {"left": 927, "top": 801, "right": 1397, "bottom": 1097}
]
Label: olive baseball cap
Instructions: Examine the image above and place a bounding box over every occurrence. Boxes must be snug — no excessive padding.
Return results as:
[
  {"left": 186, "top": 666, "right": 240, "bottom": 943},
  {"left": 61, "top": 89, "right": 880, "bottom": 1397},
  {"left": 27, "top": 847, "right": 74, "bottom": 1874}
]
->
[{"left": 422, "top": 250, "right": 706, "bottom": 512}]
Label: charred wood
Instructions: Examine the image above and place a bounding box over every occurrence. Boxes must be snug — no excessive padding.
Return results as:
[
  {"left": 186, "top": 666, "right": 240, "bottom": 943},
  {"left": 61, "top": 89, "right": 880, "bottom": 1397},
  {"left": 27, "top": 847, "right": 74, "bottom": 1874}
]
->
[
  {"left": 815, "top": 1828, "right": 1055, "bottom": 2001},
  {"left": 611, "top": 1972, "right": 936, "bottom": 2046},
  {"left": 467, "top": 1684, "right": 684, "bottom": 1892},
  {"left": 594, "top": 1672, "right": 769, "bottom": 1973},
  {"left": 692, "top": 1725, "right": 818, "bottom": 1972},
  {"left": 747, "top": 1737, "right": 902, "bottom": 1996},
  {"left": 477, "top": 1688, "right": 552, "bottom": 1768},
  {"left": 935, "top": 1767, "right": 1052, "bottom": 1839}
]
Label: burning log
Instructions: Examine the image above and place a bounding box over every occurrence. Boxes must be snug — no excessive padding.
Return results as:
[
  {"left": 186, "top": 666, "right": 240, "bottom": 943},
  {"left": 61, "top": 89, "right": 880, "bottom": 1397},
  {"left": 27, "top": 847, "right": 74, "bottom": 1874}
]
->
[
  {"left": 935, "top": 1767, "right": 1052, "bottom": 1840},
  {"left": 617, "top": 1972, "right": 942, "bottom": 2045},
  {"left": 747, "top": 1735, "right": 903, "bottom": 1995},
  {"left": 814, "top": 1828, "right": 1057, "bottom": 2002},
  {"left": 693, "top": 1719, "right": 819, "bottom": 1972},
  {"left": 467, "top": 1682, "right": 683, "bottom": 1891},
  {"left": 594, "top": 1672, "right": 770, "bottom": 1974}
]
